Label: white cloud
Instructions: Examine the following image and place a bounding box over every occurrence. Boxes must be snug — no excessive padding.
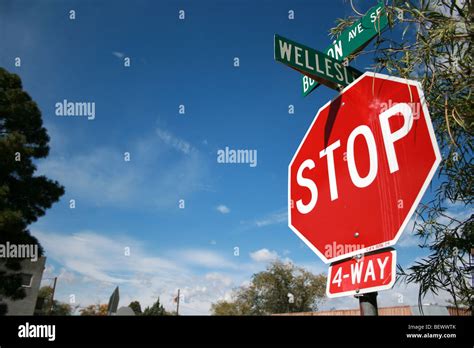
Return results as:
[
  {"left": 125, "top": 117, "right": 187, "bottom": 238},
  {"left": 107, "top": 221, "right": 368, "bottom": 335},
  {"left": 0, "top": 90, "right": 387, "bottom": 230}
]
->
[
  {"left": 216, "top": 205, "right": 230, "bottom": 214},
  {"left": 205, "top": 273, "right": 233, "bottom": 287},
  {"left": 39, "top": 148, "right": 137, "bottom": 205},
  {"left": 156, "top": 128, "right": 192, "bottom": 155},
  {"left": 32, "top": 229, "right": 246, "bottom": 315},
  {"left": 37, "top": 127, "right": 208, "bottom": 210},
  {"left": 112, "top": 51, "right": 125, "bottom": 59},
  {"left": 296, "top": 261, "right": 326, "bottom": 275},
  {"left": 176, "top": 249, "right": 237, "bottom": 269},
  {"left": 34, "top": 229, "right": 181, "bottom": 284},
  {"left": 57, "top": 267, "right": 77, "bottom": 284},
  {"left": 398, "top": 217, "right": 420, "bottom": 248},
  {"left": 436, "top": 208, "right": 472, "bottom": 227},
  {"left": 43, "top": 122, "right": 68, "bottom": 153},
  {"left": 249, "top": 248, "right": 279, "bottom": 262},
  {"left": 253, "top": 209, "right": 287, "bottom": 227}
]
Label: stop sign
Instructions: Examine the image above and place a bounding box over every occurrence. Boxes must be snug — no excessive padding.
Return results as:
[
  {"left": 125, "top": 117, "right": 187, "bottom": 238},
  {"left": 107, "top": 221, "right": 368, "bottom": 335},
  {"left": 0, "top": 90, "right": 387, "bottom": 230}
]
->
[{"left": 288, "top": 72, "right": 441, "bottom": 263}]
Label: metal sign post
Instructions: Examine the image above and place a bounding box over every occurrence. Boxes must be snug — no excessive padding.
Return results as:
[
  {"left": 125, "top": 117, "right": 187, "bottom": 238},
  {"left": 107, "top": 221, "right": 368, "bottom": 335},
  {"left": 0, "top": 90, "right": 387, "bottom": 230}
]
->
[{"left": 357, "top": 292, "right": 378, "bottom": 316}]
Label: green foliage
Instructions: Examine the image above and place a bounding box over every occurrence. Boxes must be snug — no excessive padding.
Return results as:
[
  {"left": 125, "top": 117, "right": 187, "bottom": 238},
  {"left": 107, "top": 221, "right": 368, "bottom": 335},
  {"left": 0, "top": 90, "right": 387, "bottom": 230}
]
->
[
  {"left": 0, "top": 68, "right": 64, "bottom": 313},
  {"left": 331, "top": 0, "right": 473, "bottom": 309},
  {"left": 128, "top": 300, "right": 143, "bottom": 315},
  {"left": 51, "top": 302, "right": 74, "bottom": 316},
  {"left": 79, "top": 303, "right": 109, "bottom": 316},
  {"left": 35, "top": 286, "right": 75, "bottom": 315},
  {"left": 211, "top": 261, "right": 326, "bottom": 315},
  {"left": 142, "top": 297, "right": 170, "bottom": 316},
  {"left": 211, "top": 300, "right": 244, "bottom": 316}
]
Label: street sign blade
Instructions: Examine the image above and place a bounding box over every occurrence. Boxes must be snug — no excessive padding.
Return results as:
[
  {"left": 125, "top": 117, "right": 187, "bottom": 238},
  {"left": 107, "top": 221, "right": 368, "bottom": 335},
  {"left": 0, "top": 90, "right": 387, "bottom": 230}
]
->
[
  {"left": 274, "top": 34, "right": 362, "bottom": 91},
  {"left": 326, "top": 249, "right": 396, "bottom": 298},
  {"left": 302, "top": 1, "right": 388, "bottom": 97}
]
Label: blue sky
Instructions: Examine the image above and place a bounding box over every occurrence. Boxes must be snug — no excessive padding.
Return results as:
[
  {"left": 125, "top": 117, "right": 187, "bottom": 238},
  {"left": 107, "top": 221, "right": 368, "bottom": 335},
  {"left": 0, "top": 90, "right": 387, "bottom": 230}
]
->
[{"left": 1, "top": 0, "right": 467, "bottom": 314}]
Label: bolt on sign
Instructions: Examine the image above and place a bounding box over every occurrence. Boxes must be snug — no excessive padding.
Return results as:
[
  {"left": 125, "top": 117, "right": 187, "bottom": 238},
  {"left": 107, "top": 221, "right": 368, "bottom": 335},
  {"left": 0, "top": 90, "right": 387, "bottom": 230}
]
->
[
  {"left": 274, "top": 34, "right": 362, "bottom": 91},
  {"left": 288, "top": 72, "right": 441, "bottom": 263},
  {"left": 327, "top": 249, "right": 396, "bottom": 297},
  {"left": 302, "top": 1, "right": 388, "bottom": 96}
]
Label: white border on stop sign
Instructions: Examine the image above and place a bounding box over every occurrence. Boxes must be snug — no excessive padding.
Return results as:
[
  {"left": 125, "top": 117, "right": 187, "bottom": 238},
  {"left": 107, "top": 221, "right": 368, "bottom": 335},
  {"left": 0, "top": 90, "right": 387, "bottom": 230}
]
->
[
  {"left": 325, "top": 249, "right": 397, "bottom": 298},
  {"left": 288, "top": 72, "right": 442, "bottom": 264}
]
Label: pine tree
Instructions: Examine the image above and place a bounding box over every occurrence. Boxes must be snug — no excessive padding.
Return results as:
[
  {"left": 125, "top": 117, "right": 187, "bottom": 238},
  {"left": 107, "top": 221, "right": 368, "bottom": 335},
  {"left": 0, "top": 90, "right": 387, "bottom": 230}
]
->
[
  {"left": 142, "top": 297, "right": 170, "bottom": 316},
  {"left": 0, "top": 68, "right": 64, "bottom": 314},
  {"left": 128, "top": 300, "right": 143, "bottom": 315}
]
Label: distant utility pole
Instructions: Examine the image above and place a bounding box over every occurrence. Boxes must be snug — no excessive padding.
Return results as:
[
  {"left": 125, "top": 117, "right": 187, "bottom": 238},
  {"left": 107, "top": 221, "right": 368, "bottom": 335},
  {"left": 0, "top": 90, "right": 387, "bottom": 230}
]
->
[
  {"left": 49, "top": 277, "right": 57, "bottom": 314},
  {"left": 176, "top": 289, "right": 180, "bottom": 316}
]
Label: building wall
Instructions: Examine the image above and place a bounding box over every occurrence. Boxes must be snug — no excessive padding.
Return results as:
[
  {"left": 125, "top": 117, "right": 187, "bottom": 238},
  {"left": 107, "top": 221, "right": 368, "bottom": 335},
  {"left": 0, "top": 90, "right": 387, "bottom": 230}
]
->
[{"left": 0, "top": 256, "right": 46, "bottom": 315}]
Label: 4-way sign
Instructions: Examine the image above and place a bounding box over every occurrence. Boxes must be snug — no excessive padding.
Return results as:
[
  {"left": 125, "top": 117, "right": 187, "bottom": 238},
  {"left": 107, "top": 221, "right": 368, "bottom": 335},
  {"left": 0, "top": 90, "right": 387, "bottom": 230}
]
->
[
  {"left": 288, "top": 72, "right": 441, "bottom": 264},
  {"left": 327, "top": 249, "right": 396, "bottom": 297}
]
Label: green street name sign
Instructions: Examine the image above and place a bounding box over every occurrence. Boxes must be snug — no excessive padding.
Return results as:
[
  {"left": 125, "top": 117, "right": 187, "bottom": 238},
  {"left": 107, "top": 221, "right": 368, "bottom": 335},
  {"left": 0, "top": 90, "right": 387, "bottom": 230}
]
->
[
  {"left": 302, "top": 2, "right": 388, "bottom": 96},
  {"left": 274, "top": 34, "right": 362, "bottom": 90}
]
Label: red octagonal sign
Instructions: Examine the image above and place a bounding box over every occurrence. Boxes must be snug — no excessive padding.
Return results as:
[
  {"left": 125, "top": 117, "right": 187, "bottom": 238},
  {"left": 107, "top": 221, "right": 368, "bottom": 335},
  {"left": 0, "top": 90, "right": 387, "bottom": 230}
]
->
[{"left": 288, "top": 72, "right": 441, "bottom": 263}]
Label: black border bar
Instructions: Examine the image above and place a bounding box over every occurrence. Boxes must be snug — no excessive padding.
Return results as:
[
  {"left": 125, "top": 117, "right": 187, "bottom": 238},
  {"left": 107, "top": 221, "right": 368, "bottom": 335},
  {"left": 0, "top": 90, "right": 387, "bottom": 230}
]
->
[{"left": 0, "top": 315, "right": 472, "bottom": 346}]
